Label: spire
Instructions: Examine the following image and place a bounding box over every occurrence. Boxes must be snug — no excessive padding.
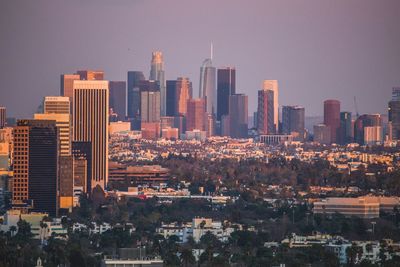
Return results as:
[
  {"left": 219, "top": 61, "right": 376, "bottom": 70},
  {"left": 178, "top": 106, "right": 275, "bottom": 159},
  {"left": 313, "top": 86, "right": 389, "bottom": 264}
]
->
[{"left": 210, "top": 42, "right": 213, "bottom": 61}]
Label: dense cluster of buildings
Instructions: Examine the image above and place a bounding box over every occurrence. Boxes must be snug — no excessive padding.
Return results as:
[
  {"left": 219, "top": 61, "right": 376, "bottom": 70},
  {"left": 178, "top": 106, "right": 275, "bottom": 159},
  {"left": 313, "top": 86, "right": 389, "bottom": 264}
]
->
[{"left": 0, "top": 49, "right": 399, "bottom": 222}]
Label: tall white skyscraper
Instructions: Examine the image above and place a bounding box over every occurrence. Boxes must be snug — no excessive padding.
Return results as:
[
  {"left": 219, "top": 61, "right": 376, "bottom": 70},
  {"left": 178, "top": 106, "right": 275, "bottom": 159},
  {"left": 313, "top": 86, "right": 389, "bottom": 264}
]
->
[
  {"left": 150, "top": 51, "right": 166, "bottom": 116},
  {"left": 263, "top": 80, "right": 279, "bottom": 131},
  {"left": 199, "top": 58, "right": 216, "bottom": 115},
  {"left": 73, "top": 80, "right": 109, "bottom": 192}
]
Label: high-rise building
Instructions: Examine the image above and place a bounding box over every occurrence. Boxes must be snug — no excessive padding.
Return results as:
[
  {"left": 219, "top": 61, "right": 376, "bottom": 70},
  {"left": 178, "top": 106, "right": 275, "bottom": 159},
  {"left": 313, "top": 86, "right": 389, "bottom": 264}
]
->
[
  {"left": 150, "top": 52, "right": 166, "bottom": 116},
  {"left": 354, "top": 114, "right": 382, "bottom": 145},
  {"left": 141, "top": 91, "right": 160, "bottom": 123},
  {"left": 13, "top": 120, "right": 59, "bottom": 217},
  {"left": 340, "top": 112, "right": 352, "bottom": 144},
  {"left": 72, "top": 141, "right": 92, "bottom": 195},
  {"left": 34, "top": 113, "right": 71, "bottom": 156},
  {"left": 44, "top": 96, "right": 70, "bottom": 114},
  {"left": 73, "top": 80, "right": 109, "bottom": 192},
  {"left": 109, "top": 81, "right": 127, "bottom": 120},
  {"left": 59, "top": 155, "right": 74, "bottom": 211},
  {"left": 217, "top": 67, "right": 235, "bottom": 121},
  {"left": 364, "top": 126, "right": 383, "bottom": 145},
  {"left": 388, "top": 87, "right": 400, "bottom": 140},
  {"left": 257, "top": 89, "right": 274, "bottom": 134},
  {"left": 166, "top": 77, "right": 193, "bottom": 117},
  {"left": 229, "top": 94, "right": 248, "bottom": 138},
  {"left": 76, "top": 70, "right": 104, "bottom": 81},
  {"left": 282, "top": 106, "right": 305, "bottom": 140},
  {"left": 262, "top": 80, "right": 279, "bottom": 131},
  {"left": 0, "top": 107, "right": 5, "bottom": 129},
  {"left": 313, "top": 124, "right": 331, "bottom": 144},
  {"left": 60, "top": 74, "right": 81, "bottom": 101},
  {"left": 200, "top": 59, "right": 217, "bottom": 115},
  {"left": 127, "top": 71, "right": 145, "bottom": 119},
  {"left": 187, "top": 98, "right": 205, "bottom": 131},
  {"left": 324, "top": 99, "right": 341, "bottom": 143}
]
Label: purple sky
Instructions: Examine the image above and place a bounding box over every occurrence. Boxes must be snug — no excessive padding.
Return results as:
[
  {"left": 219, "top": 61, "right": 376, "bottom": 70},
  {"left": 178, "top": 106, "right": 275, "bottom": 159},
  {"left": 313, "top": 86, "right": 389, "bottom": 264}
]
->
[{"left": 1, "top": 0, "right": 399, "bottom": 118}]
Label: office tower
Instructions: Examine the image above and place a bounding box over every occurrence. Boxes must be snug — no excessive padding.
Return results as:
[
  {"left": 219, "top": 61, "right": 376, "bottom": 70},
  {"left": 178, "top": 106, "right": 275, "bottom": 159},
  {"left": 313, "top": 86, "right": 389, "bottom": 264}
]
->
[
  {"left": 127, "top": 71, "right": 145, "bottom": 119},
  {"left": 72, "top": 141, "right": 92, "bottom": 195},
  {"left": 253, "top": 112, "right": 258, "bottom": 130},
  {"left": 389, "top": 87, "right": 400, "bottom": 140},
  {"left": 200, "top": 59, "right": 217, "bottom": 115},
  {"left": 166, "top": 77, "right": 193, "bottom": 117},
  {"left": 263, "top": 80, "right": 279, "bottom": 131},
  {"left": 282, "top": 106, "right": 305, "bottom": 140},
  {"left": 187, "top": 98, "right": 205, "bottom": 131},
  {"left": 141, "top": 122, "right": 161, "bottom": 140},
  {"left": 313, "top": 124, "right": 331, "bottom": 144},
  {"left": 0, "top": 127, "right": 13, "bottom": 170},
  {"left": 166, "top": 80, "right": 177, "bottom": 117},
  {"left": 59, "top": 156, "right": 74, "bottom": 211},
  {"left": 34, "top": 113, "right": 71, "bottom": 156},
  {"left": 392, "top": 87, "right": 400, "bottom": 100},
  {"left": 0, "top": 107, "right": 5, "bottom": 128},
  {"left": 229, "top": 94, "right": 248, "bottom": 138},
  {"left": 150, "top": 51, "right": 166, "bottom": 116},
  {"left": 109, "top": 81, "right": 127, "bottom": 120},
  {"left": 324, "top": 99, "right": 341, "bottom": 143},
  {"left": 205, "top": 113, "right": 215, "bottom": 137},
  {"left": 76, "top": 70, "right": 104, "bottom": 81},
  {"left": 141, "top": 91, "right": 160, "bottom": 123},
  {"left": 73, "top": 80, "right": 109, "bottom": 191},
  {"left": 217, "top": 67, "right": 235, "bottom": 120},
  {"left": 13, "top": 120, "right": 59, "bottom": 216},
  {"left": 354, "top": 114, "right": 382, "bottom": 145},
  {"left": 364, "top": 126, "right": 383, "bottom": 145},
  {"left": 60, "top": 74, "right": 80, "bottom": 100},
  {"left": 257, "top": 89, "right": 275, "bottom": 134},
  {"left": 44, "top": 96, "right": 70, "bottom": 114},
  {"left": 340, "top": 112, "right": 352, "bottom": 144}
]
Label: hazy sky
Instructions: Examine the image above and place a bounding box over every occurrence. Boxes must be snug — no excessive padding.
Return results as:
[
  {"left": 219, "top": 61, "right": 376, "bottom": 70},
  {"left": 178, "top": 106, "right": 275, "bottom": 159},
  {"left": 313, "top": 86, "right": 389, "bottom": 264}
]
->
[{"left": 1, "top": 0, "right": 399, "bottom": 118}]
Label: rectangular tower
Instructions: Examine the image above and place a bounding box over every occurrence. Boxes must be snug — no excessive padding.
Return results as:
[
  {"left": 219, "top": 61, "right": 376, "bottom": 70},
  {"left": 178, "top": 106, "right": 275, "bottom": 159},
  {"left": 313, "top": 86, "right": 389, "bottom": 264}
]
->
[{"left": 73, "top": 80, "right": 109, "bottom": 192}]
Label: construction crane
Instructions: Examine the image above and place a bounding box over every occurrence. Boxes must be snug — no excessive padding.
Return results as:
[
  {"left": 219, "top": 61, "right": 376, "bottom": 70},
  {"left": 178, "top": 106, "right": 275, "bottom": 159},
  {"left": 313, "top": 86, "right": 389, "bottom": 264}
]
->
[{"left": 353, "top": 96, "right": 359, "bottom": 118}]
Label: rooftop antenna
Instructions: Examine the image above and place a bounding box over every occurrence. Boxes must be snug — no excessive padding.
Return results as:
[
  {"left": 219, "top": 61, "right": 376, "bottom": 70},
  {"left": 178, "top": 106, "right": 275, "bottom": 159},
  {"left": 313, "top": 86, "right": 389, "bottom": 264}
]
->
[{"left": 210, "top": 42, "right": 213, "bottom": 61}]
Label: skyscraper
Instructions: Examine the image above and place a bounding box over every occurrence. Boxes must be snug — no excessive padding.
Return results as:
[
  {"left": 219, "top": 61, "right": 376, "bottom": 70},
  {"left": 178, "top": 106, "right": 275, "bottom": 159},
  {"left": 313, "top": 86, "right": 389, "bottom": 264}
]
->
[
  {"left": 187, "top": 98, "right": 205, "bottom": 131},
  {"left": 13, "top": 120, "right": 59, "bottom": 217},
  {"left": 282, "top": 106, "right": 305, "bottom": 140},
  {"left": 166, "top": 77, "right": 193, "bottom": 117},
  {"left": 127, "top": 71, "right": 145, "bottom": 119},
  {"left": 34, "top": 113, "right": 71, "bottom": 156},
  {"left": 217, "top": 67, "right": 235, "bottom": 121},
  {"left": 257, "top": 89, "right": 274, "bottom": 134},
  {"left": 44, "top": 96, "right": 70, "bottom": 114},
  {"left": 73, "top": 80, "right": 109, "bottom": 192},
  {"left": 60, "top": 74, "right": 80, "bottom": 110},
  {"left": 229, "top": 94, "right": 248, "bottom": 138},
  {"left": 340, "top": 111, "right": 352, "bottom": 144},
  {"left": 263, "top": 80, "right": 279, "bottom": 131},
  {"left": 109, "top": 81, "right": 127, "bottom": 120},
  {"left": 150, "top": 51, "right": 166, "bottom": 116},
  {"left": 0, "top": 107, "right": 5, "bottom": 129},
  {"left": 389, "top": 87, "right": 400, "bottom": 140},
  {"left": 324, "top": 99, "right": 341, "bottom": 143},
  {"left": 354, "top": 114, "right": 382, "bottom": 145},
  {"left": 141, "top": 91, "right": 161, "bottom": 123},
  {"left": 200, "top": 59, "right": 217, "bottom": 115},
  {"left": 76, "top": 70, "right": 104, "bottom": 81}
]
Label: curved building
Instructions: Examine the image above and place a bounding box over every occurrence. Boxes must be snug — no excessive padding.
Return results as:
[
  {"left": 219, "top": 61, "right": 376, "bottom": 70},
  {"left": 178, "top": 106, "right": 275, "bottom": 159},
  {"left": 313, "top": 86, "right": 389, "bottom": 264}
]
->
[{"left": 199, "top": 59, "right": 216, "bottom": 115}]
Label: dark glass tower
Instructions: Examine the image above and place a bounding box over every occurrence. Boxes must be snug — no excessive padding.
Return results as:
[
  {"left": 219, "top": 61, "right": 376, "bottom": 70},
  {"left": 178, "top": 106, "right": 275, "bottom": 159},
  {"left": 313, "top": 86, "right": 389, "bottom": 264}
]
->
[
  {"left": 13, "top": 120, "right": 59, "bottom": 217},
  {"left": 340, "top": 111, "right": 352, "bottom": 144},
  {"left": 127, "top": 71, "right": 145, "bottom": 119},
  {"left": 217, "top": 67, "right": 235, "bottom": 121},
  {"left": 109, "top": 81, "right": 127, "bottom": 120},
  {"left": 282, "top": 106, "right": 305, "bottom": 140}
]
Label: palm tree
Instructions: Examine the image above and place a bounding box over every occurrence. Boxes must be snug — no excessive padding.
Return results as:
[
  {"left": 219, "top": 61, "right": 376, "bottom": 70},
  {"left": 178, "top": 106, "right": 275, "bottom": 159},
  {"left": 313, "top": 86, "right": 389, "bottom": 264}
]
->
[{"left": 180, "top": 248, "right": 195, "bottom": 267}]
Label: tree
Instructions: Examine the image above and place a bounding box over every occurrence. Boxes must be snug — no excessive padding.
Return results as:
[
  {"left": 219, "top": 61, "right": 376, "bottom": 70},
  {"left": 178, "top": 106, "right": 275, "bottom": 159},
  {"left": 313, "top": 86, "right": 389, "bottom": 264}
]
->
[{"left": 180, "top": 248, "right": 195, "bottom": 267}]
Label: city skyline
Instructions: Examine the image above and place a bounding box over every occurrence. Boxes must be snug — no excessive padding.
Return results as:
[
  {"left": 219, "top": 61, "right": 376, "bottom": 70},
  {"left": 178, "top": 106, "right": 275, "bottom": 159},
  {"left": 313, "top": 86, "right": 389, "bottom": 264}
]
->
[{"left": 1, "top": 0, "right": 400, "bottom": 118}]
